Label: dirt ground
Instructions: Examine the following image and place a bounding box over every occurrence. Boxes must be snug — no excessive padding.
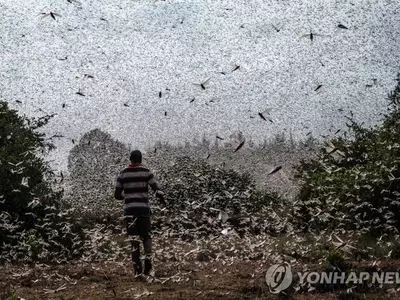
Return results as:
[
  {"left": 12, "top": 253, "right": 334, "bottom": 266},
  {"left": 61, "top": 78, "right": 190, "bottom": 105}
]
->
[{"left": 1, "top": 259, "right": 400, "bottom": 300}]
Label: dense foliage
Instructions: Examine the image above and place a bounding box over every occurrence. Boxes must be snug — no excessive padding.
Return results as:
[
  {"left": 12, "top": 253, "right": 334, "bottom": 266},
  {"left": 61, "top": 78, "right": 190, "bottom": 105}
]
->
[
  {"left": 65, "top": 128, "right": 129, "bottom": 220},
  {"left": 151, "top": 156, "right": 287, "bottom": 240},
  {"left": 293, "top": 78, "right": 400, "bottom": 235},
  {"left": 0, "top": 101, "right": 84, "bottom": 261}
]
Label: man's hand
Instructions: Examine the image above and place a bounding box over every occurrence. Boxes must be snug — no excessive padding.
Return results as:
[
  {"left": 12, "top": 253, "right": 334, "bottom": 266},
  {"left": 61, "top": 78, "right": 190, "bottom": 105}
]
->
[
  {"left": 114, "top": 187, "right": 124, "bottom": 200},
  {"left": 155, "top": 190, "right": 166, "bottom": 205}
]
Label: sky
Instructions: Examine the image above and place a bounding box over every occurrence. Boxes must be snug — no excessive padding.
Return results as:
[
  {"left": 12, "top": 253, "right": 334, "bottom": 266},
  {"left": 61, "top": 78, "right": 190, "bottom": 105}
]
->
[{"left": 1, "top": 0, "right": 399, "bottom": 170}]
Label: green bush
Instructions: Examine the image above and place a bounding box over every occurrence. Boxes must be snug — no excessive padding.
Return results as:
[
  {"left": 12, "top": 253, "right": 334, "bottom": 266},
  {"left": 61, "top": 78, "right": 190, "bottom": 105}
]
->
[
  {"left": 292, "top": 76, "right": 400, "bottom": 235},
  {"left": 156, "top": 155, "right": 282, "bottom": 215},
  {"left": 151, "top": 156, "right": 285, "bottom": 237},
  {"left": 0, "top": 101, "right": 85, "bottom": 262},
  {"left": 0, "top": 102, "right": 57, "bottom": 226}
]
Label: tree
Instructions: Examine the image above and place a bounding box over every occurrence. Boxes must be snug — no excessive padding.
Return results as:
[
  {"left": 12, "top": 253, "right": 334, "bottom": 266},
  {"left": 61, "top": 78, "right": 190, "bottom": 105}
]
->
[
  {"left": 0, "top": 101, "right": 84, "bottom": 262},
  {"left": 0, "top": 101, "right": 58, "bottom": 229},
  {"left": 293, "top": 76, "right": 400, "bottom": 235},
  {"left": 66, "top": 128, "right": 129, "bottom": 220}
]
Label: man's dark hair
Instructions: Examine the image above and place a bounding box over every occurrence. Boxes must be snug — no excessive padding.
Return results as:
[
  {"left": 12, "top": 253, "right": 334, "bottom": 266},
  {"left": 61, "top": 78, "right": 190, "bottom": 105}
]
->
[{"left": 130, "top": 150, "right": 142, "bottom": 163}]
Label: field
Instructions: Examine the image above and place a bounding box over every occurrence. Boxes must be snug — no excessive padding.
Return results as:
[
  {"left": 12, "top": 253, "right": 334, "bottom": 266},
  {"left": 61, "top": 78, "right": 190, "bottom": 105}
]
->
[{"left": 3, "top": 248, "right": 400, "bottom": 300}]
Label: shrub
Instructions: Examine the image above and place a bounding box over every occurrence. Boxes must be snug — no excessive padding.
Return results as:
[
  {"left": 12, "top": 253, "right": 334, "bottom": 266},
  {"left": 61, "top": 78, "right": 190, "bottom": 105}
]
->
[
  {"left": 151, "top": 156, "right": 286, "bottom": 237},
  {"left": 0, "top": 101, "right": 85, "bottom": 262},
  {"left": 65, "top": 128, "right": 129, "bottom": 219},
  {"left": 292, "top": 76, "right": 400, "bottom": 235}
]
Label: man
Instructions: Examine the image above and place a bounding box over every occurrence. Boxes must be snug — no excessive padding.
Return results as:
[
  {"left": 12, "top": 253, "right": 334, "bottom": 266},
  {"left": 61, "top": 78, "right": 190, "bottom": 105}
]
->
[{"left": 114, "top": 150, "right": 166, "bottom": 277}]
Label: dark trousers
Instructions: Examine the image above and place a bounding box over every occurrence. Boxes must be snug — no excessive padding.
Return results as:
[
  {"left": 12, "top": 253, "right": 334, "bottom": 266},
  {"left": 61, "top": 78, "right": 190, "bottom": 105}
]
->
[{"left": 125, "top": 216, "right": 152, "bottom": 269}]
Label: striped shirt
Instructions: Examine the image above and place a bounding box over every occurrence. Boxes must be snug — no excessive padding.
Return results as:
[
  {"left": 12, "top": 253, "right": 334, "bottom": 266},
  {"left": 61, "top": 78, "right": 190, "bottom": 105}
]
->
[{"left": 115, "top": 164, "right": 157, "bottom": 217}]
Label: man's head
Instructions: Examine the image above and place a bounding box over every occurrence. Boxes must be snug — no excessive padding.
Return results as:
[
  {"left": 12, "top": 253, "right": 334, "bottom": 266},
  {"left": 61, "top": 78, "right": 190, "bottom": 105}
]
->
[{"left": 130, "top": 150, "right": 142, "bottom": 164}]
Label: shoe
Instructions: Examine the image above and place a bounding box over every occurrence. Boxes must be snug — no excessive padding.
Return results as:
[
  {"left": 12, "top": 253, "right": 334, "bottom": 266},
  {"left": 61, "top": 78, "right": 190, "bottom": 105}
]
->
[{"left": 144, "top": 258, "right": 153, "bottom": 275}]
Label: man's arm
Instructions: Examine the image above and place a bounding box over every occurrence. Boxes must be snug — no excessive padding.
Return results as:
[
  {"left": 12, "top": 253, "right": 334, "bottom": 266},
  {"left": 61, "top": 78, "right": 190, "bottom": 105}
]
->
[
  {"left": 114, "top": 173, "right": 124, "bottom": 200},
  {"left": 148, "top": 171, "right": 166, "bottom": 204},
  {"left": 148, "top": 171, "right": 159, "bottom": 192},
  {"left": 115, "top": 187, "right": 124, "bottom": 200}
]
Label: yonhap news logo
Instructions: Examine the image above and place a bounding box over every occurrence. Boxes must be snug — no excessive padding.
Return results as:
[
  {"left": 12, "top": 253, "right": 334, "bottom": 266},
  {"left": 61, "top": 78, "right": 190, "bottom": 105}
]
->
[
  {"left": 265, "top": 263, "right": 293, "bottom": 294},
  {"left": 265, "top": 262, "right": 400, "bottom": 294}
]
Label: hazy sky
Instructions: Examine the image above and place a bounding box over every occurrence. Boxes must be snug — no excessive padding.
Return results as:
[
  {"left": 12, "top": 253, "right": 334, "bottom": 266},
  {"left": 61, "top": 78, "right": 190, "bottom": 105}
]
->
[{"left": 1, "top": 0, "right": 399, "bottom": 170}]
